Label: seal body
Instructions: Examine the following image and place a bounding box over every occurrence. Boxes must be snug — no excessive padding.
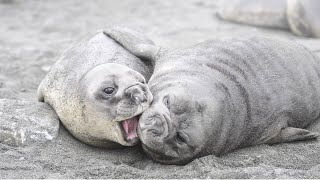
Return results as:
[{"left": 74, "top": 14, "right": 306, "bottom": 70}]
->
[
  {"left": 287, "top": 0, "right": 320, "bottom": 38},
  {"left": 38, "top": 29, "right": 153, "bottom": 148},
  {"left": 138, "top": 37, "right": 320, "bottom": 164},
  {"left": 217, "top": 0, "right": 320, "bottom": 38},
  {"left": 217, "top": 0, "right": 289, "bottom": 29}
]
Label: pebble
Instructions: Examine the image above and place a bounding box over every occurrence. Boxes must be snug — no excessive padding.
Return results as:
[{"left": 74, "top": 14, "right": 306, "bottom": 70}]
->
[{"left": 0, "top": 99, "right": 60, "bottom": 146}]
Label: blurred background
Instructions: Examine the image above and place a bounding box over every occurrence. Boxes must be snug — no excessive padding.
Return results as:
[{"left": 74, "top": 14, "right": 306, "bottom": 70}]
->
[
  {"left": 1, "top": 0, "right": 319, "bottom": 102},
  {"left": 0, "top": 0, "right": 320, "bottom": 102},
  {"left": 0, "top": 0, "right": 320, "bottom": 178}
]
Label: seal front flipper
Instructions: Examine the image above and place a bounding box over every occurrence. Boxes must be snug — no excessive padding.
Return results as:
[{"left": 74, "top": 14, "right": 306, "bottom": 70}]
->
[
  {"left": 265, "top": 127, "right": 319, "bottom": 144},
  {"left": 103, "top": 26, "right": 162, "bottom": 66}
]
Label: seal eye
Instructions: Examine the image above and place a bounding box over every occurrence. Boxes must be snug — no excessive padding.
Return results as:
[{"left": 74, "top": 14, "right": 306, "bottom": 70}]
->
[
  {"left": 103, "top": 87, "right": 115, "bottom": 95},
  {"left": 176, "top": 132, "right": 188, "bottom": 144},
  {"left": 163, "top": 95, "right": 170, "bottom": 108}
]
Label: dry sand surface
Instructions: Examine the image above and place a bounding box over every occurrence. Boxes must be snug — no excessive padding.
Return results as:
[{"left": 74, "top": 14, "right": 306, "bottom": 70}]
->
[{"left": 1, "top": 0, "right": 320, "bottom": 178}]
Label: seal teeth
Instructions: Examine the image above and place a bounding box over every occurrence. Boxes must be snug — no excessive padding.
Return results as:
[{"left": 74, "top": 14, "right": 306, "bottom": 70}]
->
[
  {"left": 123, "top": 120, "right": 129, "bottom": 135},
  {"left": 121, "top": 117, "right": 139, "bottom": 140}
]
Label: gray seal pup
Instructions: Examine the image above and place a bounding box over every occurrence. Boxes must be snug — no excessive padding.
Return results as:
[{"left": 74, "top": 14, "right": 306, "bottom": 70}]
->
[
  {"left": 116, "top": 35, "right": 320, "bottom": 164},
  {"left": 37, "top": 27, "right": 154, "bottom": 148},
  {"left": 217, "top": 0, "right": 320, "bottom": 38},
  {"left": 217, "top": 0, "right": 289, "bottom": 30}
]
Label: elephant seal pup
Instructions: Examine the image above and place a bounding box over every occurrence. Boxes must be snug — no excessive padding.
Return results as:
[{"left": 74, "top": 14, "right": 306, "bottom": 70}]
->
[
  {"left": 217, "top": 0, "right": 320, "bottom": 38},
  {"left": 217, "top": 0, "right": 289, "bottom": 30},
  {"left": 37, "top": 27, "right": 154, "bottom": 148},
  {"left": 118, "top": 36, "right": 320, "bottom": 164}
]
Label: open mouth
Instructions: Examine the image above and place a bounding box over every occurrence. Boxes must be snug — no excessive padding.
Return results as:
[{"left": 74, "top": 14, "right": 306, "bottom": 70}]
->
[{"left": 120, "top": 115, "right": 140, "bottom": 142}]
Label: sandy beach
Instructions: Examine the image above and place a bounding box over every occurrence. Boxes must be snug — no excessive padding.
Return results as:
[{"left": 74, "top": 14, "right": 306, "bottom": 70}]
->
[{"left": 1, "top": 0, "right": 320, "bottom": 178}]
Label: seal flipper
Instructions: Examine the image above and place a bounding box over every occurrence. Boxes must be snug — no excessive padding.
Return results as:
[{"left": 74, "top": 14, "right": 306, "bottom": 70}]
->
[
  {"left": 103, "top": 26, "right": 162, "bottom": 66},
  {"left": 265, "top": 127, "right": 319, "bottom": 144}
]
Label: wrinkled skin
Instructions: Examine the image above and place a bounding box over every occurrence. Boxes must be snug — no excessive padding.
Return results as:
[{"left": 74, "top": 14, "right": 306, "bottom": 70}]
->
[
  {"left": 78, "top": 63, "right": 153, "bottom": 146},
  {"left": 38, "top": 27, "right": 154, "bottom": 148},
  {"left": 138, "top": 84, "right": 222, "bottom": 164},
  {"left": 133, "top": 37, "right": 320, "bottom": 164}
]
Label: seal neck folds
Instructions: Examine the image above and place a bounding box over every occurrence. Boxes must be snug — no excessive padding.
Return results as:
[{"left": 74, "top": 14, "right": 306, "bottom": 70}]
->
[{"left": 121, "top": 116, "right": 139, "bottom": 140}]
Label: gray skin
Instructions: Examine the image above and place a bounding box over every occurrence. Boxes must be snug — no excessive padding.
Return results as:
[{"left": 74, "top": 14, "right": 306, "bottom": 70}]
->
[
  {"left": 217, "top": 0, "right": 289, "bottom": 30},
  {"left": 217, "top": 0, "right": 320, "bottom": 38},
  {"left": 115, "top": 35, "right": 320, "bottom": 164},
  {"left": 287, "top": 0, "right": 320, "bottom": 38},
  {"left": 37, "top": 27, "right": 154, "bottom": 148}
]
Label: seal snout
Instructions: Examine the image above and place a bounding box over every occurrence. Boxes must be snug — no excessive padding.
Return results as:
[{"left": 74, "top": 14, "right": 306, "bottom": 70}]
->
[
  {"left": 139, "top": 115, "right": 165, "bottom": 136},
  {"left": 125, "top": 83, "right": 148, "bottom": 105}
]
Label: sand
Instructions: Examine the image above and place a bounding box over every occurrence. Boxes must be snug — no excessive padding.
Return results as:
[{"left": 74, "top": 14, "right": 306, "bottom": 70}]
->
[{"left": 1, "top": 0, "right": 320, "bottom": 178}]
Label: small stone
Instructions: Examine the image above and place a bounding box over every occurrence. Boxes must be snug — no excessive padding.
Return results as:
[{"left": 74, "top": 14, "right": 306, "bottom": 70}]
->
[
  {"left": 41, "top": 65, "right": 52, "bottom": 72},
  {"left": 0, "top": 99, "right": 60, "bottom": 146},
  {"left": 308, "top": 164, "right": 320, "bottom": 177}
]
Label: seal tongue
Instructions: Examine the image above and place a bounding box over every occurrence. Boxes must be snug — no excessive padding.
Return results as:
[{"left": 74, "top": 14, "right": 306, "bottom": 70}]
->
[{"left": 121, "top": 117, "right": 138, "bottom": 140}]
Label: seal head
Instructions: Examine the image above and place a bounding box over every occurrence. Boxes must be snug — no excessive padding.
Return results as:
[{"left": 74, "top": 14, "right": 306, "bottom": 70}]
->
[
  {"left": 80, "top": 63, "right": 153, "bottom": 145},
  {"left": 138, "top": 82, "right": 222, "bottom": 164},
  {"left": 37, "top": 27, "right": 155, "bottom": 148}
]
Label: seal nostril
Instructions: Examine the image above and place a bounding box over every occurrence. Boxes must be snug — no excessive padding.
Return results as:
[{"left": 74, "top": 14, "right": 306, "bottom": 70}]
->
[
  {"left": 148, "top": 129, "right": 162, "bottom": 136},
  {"left": 133, "top": 93, "right": 147, "bottom": 104},
  {"left": 134, "top": 96, "right": 141, "bottom": 104},
  {"left": 125, "top": 85, "right": 147, "bottom": 104}
]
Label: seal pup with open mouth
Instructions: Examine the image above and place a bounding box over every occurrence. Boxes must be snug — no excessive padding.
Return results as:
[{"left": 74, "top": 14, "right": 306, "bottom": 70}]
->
[{"left": 37, "top": 27, "right": 154, "bottom": 148}]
